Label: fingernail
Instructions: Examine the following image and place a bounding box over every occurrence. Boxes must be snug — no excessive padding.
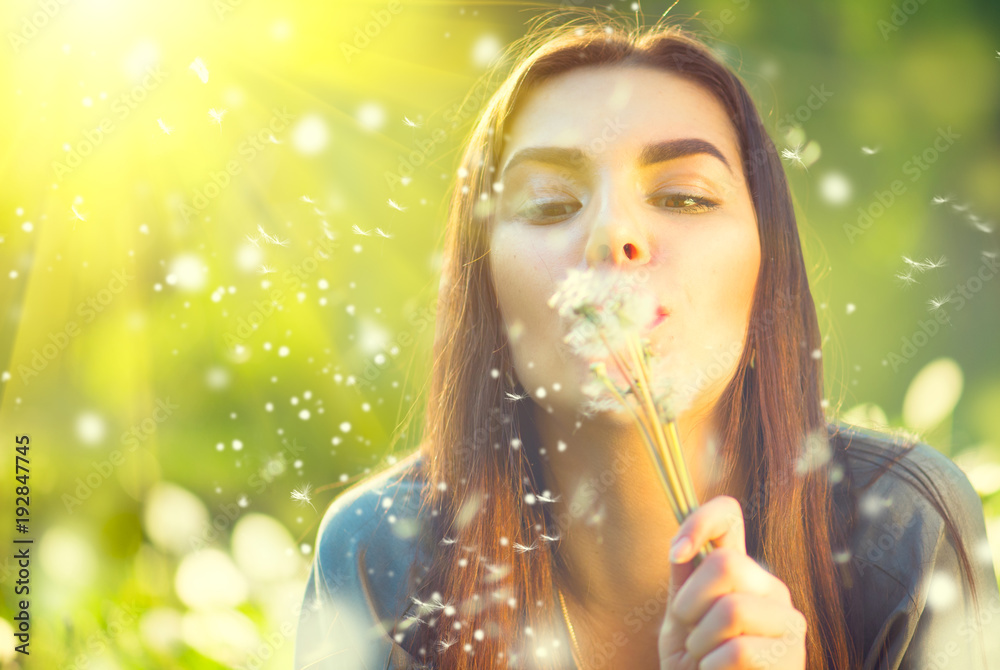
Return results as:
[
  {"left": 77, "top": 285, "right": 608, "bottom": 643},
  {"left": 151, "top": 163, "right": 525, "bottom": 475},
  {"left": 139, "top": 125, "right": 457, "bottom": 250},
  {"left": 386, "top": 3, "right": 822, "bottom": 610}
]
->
[{"left": 669, "top": 536, "right": 692, "bottom": 563}]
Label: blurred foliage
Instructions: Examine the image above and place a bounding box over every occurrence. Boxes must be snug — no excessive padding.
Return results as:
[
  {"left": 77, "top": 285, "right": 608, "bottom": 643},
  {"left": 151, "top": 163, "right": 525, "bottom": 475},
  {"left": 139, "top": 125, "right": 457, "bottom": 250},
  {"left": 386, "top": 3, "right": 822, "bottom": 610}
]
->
[{"left": 0, "top": 0, "right": 998, "bottom": 667}]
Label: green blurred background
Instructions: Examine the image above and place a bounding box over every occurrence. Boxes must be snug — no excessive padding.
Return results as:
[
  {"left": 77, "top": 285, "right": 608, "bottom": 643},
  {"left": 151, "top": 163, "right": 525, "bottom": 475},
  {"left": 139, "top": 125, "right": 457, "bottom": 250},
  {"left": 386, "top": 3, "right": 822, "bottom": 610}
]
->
[{"left": 0, "top": 0, "right": 998, "bottom": 667}]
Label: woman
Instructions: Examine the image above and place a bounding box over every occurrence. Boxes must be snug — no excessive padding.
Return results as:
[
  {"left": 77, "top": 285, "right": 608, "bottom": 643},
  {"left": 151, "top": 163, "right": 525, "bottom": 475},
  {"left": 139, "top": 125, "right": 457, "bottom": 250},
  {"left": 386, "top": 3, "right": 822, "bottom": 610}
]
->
[{"left": 295, "top": 9, "right": 1000, "bottom": 670}]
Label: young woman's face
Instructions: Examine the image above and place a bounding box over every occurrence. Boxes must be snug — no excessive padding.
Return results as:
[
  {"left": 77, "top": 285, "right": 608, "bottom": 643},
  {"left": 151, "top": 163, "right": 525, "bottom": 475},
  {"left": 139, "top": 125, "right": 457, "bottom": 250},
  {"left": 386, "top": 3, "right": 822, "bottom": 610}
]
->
[{"left": 489, "top": 65, "right": 761, "bottom": 421}]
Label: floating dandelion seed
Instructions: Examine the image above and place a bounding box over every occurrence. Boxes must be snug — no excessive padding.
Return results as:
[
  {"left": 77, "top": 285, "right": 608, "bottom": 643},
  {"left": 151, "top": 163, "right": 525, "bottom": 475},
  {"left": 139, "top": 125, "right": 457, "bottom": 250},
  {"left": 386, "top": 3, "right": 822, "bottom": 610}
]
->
[
  {"left": 951, "top": 203, "right": 970, "bottom": 212},
  {"left": 920, "top": 256, "right": 947, "bottom": 270},
  {"left": 780, "top": 145, "right": 806, "bottom": 168},
  {"left": 996, "top": 50, "right": 1000, "bottom": 59},
  {"left": 436, "top": 637, "right": 457, "bottom": 652},
  {"left": 71, "top": 205, "right": 87, "bottom": 221},
  {"left": 300, "top": 195, "right": 315, "bottom": 204},
  {"left": 256, "top": 224, "right": 279, "bottom": 244},
  {"left": 291, "top": 483, "right": 316, "bottom": 511},
  {"left": 387, "top": 198, "right": 407, "bottom": 212},
  {"left": 245, "top": 233, "right": 261, "bottom": 247},
  {"left": 374, "top": 227, "right": 393, "bottom": 238},
  {"left": 505, "top": 391, "right": 529, "bottom": 402},
  {"left": 272, "top": 236, "right": 290, "bottom": 247},
  {"left": 902, "top": 255, "right": 947, "bottom": 272},
  {"left": 258, "top": 265, "right": 276, "bottom": 275},
  {"left": 894, "top": 270, "right": 918, "bottom": 288},
  {"left": 189, "top": 57, "right": 210, "bottom": 83},
  {"left": 208, "top": 107, "right": 227, "bottom": 130},
  {"left": 157, "top": 118, "right": 172, "bottom": 135},
  {"left": 351, "top": 224, "right": 371, "bottom": 236},
  {"left": 439, "top": 536, "right": 457, "bottom": 545},
  {"left": 861, "top": 145, "right": 880, "bottom": 155},
  {"left": 535, "top": 492, "right": 559, "bottom": 503},
  {"left": 401, "top": 612, "right": 426, "bottom": 626},
  {"left": 927, "top": 295, "right": 952, "bottom": 311},
  {"left": 266, "top": 132, "right": 281, "bottom": 144},
  {"left": 402, "top": 115, "right": 421, "bottom": 128},
  {"left": 931, "top": 195, "right": 951, "bottom": 204},
  {"left": 540, "top": 533, "right": 560, "bottom": 542},
  {"left": 513, "top": 541, "right": 537, "bottom": 553},
  {"left": 972, "top": 220, "right": 994, "bottom": 233}
]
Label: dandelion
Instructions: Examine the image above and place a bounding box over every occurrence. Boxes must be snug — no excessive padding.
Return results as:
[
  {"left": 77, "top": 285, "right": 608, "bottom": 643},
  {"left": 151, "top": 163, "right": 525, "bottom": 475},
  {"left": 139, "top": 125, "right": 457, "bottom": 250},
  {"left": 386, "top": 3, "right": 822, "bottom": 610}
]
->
[
  {"left": 548, "top": 267, "right": 709, "bottom": 565},
  {"left": 374, "top": 227, "right": 393, "bottom": 238},
  {"left": 403, "top": 115, "right": 421, "bottom": 128},
  {"left": 861, "top": 145, "right": 880, "bottom": 155},
  {"left": 189, "top": 57, "right": 210, "bottom": 83},
  {"left": 157, "top": 118, "right": 172, "bottom": 135},
  {"left": 291, "top": 483, "right": 316, "bottom": 511},
  {"left": 352, "top": 224, "right": 371, "bottom": 236},
  {"left": 387, "top": 198, "right": 407, "bottom": 212},
  {"left": 208, "top": 107, "right": 227, "bottom": 130}
]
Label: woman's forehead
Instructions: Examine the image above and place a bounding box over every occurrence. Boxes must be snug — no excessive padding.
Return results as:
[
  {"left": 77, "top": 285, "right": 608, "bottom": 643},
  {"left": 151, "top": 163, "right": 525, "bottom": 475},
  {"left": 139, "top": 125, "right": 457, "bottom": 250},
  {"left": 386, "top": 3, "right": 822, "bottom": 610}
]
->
[{"left": 499, "top": 66, "right": 740, "bottom": 171}]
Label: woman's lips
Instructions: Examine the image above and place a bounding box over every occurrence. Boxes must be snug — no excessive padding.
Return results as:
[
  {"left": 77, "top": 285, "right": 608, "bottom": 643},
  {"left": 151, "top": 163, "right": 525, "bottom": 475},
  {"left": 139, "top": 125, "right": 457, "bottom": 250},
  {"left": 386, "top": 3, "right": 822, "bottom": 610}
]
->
[{"left": 651, "top": 305, "right": 671, "bottom": 328}]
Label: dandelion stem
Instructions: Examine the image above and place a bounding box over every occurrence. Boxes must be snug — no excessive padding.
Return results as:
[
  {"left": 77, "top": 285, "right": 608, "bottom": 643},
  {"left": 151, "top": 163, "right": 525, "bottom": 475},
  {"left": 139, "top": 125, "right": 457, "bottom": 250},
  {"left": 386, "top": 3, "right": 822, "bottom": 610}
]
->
[
  {"left": 591, "top": 330, "right": 686, "bottom": 522},
  {"left": 666, "top": 420, "right": 700, "bottom": 511},
  {"left": 591, "top": 365, "right": 683, "bottom": 524},
  {"left": 623, "top": 335, "right": 690, "bottom": 521}
]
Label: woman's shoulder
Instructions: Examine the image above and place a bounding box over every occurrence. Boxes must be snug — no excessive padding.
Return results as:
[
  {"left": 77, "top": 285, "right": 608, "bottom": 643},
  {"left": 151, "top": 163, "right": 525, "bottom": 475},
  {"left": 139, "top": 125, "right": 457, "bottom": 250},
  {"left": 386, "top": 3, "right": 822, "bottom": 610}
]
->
[
  {"left": 296, "top": 450, "right": 432, "bottom": 670},
  {"left": 313, "top": 449, "right": 430, "bottom": 607},
  {"left": 827, "top": 420, "right": 980, "bottom": 515},
  {"left": 825, "top": 421, "right": 1000, "bottom": 667}
]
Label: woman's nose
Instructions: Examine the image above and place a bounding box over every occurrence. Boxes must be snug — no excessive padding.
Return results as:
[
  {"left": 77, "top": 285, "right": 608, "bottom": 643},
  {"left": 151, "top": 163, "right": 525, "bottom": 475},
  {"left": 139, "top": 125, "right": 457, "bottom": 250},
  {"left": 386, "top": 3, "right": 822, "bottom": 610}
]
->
[{"left": 584, "top": 213, "right": 651, "bottom": 267}]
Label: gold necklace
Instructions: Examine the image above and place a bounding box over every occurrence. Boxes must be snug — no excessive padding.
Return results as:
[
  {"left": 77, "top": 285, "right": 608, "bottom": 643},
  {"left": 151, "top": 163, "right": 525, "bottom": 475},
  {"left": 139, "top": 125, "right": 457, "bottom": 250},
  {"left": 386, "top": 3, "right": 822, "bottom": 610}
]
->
[{"left": 556, "top": 585, "right": 583, "bottom": 669}]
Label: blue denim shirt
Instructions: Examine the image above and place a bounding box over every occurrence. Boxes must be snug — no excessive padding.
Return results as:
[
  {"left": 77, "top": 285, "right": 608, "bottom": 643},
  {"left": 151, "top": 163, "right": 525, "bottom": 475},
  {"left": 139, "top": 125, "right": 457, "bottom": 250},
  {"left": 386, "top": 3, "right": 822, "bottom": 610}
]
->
[{"left": 294, "top": 424, "right": 1000, "bottom": 669}]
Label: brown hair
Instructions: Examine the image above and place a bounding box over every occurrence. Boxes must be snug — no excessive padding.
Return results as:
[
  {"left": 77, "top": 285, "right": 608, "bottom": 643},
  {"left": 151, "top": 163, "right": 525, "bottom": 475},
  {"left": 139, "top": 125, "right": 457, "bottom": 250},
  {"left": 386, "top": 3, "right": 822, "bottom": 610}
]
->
[{"left": 384, "top": 7, "right": 983, "bottom": 669}]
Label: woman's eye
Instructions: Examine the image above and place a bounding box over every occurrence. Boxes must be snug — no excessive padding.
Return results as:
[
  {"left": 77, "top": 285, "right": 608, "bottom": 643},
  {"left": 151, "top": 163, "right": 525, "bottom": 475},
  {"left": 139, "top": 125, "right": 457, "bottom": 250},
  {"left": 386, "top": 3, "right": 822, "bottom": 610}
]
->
[
  {"left": 650, "top": 193, "right": 719, "bottom": 214},
  {"left": 519, "top": 200, "right": 580, "bottom": 222}
]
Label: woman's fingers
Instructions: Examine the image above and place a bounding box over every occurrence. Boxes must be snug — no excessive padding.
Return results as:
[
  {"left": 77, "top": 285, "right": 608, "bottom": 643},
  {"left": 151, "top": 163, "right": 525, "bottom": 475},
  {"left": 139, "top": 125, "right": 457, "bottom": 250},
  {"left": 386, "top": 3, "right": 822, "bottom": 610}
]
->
[
  {"left": 683, "top": 591, "right": 807, "bottom": 660},
  {"left": 670, "top": 547, "right": 792, "bottom": 627},
  {"left": 697, "top": 633, "right": 807, "bottom": 670},
  {"left": 669, "top": 495, "right": 746, "bottom": 563}
]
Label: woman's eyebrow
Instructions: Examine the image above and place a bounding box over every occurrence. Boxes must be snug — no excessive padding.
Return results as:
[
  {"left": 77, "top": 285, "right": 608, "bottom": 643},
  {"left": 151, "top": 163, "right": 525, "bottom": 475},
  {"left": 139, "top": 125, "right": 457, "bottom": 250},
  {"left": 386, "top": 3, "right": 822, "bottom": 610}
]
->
[{"left": 499, "top": 138, "right": 733, "bottom": 180}]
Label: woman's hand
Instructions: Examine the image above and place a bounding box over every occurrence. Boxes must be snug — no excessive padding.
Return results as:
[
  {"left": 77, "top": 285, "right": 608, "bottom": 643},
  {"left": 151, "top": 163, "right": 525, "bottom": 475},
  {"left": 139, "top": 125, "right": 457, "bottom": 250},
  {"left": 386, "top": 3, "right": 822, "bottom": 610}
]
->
[{"left": 658, "top": 496, "right": 807, "bottom": 670}]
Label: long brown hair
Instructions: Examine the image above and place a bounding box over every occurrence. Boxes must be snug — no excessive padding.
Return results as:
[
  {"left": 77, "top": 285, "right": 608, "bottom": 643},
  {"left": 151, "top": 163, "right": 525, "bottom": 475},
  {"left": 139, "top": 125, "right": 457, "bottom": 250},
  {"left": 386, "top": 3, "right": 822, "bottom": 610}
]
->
[{"left": 384, "top": 7, "right": 983, "bottom": 669}]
